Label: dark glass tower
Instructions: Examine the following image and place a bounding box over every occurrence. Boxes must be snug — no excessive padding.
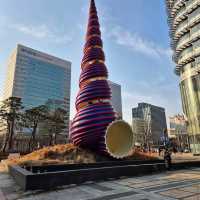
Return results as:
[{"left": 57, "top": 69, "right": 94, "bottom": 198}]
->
[{"left": 132, "top": 103, "right": 167, "bottom": 146}]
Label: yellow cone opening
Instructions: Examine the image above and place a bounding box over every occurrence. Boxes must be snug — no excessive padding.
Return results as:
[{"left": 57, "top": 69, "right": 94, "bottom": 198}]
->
[{"left": 105, "top": 120, "right": 134, "bottom": 159}]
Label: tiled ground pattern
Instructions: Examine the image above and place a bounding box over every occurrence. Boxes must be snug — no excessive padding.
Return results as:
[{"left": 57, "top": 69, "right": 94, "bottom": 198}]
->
[{"left": 0, "top": 168, "right": 200, "bottom": 200}]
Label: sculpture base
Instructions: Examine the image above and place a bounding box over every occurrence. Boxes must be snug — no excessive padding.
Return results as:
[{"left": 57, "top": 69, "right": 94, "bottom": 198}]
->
[{"left": 9, "top": 160, "right": 166, "bottom": 191}]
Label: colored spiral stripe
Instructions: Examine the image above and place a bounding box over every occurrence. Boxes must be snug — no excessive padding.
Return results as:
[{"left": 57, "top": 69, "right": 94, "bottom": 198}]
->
[{"left": 70, "top": 0, "right": 116, "bottom": 154}]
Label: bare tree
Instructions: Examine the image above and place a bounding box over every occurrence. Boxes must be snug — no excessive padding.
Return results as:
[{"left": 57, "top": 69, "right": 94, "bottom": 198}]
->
[{"left": 46, "top": 108, "right": 68, "bottom": 145}]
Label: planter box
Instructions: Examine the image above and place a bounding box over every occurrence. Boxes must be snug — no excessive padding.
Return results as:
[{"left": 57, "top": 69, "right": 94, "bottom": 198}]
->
[{"left": 9, "top": 160, "right": 165, "bottom": 191}]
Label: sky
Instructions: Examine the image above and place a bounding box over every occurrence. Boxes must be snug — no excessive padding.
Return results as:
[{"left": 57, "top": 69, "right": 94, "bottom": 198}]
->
[{"left": 0, "top": 0, "right": 182, "bottom": 126}]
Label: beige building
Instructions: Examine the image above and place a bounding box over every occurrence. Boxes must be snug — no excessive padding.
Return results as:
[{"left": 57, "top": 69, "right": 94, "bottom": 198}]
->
[
  {"left": 169, "top": 114, "right": 189, "bottom": 150},
  {"left": 169, "top": 114, "right": 187, "bottom": 138}
]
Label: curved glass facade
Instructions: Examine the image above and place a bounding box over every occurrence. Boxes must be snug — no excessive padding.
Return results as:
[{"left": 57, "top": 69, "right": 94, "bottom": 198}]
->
[{"left": 166, "top": 0, "right": 200, "bottom": 153}]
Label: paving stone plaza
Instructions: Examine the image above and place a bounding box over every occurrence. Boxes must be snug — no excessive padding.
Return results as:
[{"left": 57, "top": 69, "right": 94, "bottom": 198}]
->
[{"left": 0, "top": 167, "right": 200, "bottom": 200}]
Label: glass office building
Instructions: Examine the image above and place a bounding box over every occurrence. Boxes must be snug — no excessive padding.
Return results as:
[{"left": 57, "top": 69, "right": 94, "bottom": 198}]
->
[
  {"left": 3, "top": 44, "right": 71, "bottom": 133},
  {"left": 132, "top": 103, "right": 167, "bottom": 146},
  {"left": 166, "top": 0, "right": 200, "bottom": 154}
]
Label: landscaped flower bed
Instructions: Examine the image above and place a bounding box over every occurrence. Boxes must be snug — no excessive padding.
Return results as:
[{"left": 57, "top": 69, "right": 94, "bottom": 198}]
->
[{"left": 4, "top": 144, "right": 160, "bottom": 168}]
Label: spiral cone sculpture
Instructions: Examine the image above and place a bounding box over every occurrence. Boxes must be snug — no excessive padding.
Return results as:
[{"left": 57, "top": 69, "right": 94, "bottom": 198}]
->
[{"left": 70, "top": 0, "right": 134, "bottom": 158}]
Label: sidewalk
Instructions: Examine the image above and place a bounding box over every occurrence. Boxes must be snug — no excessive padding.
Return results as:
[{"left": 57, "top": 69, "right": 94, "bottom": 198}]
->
[
  {"left": 0, "top": 163, "right": 200, "bottom": 200},
  {"left": 171, "top": 153, "right": 200, "bottom": 163},
  {"left": 153, "top": 152, "right": 200, "bottom": 163}
]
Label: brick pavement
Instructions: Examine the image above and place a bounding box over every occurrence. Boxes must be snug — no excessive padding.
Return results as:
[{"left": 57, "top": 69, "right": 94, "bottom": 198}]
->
[{"left": 0, "top": 167, "right": 200, "bottom": 200}]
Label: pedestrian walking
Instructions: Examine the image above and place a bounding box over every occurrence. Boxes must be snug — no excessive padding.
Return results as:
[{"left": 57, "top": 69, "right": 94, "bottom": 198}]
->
[{"left": 164, "top": 148, "right": 172, "bottom": 170}]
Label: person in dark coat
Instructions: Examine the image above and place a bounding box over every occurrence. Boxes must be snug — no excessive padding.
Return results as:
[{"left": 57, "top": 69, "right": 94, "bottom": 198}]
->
[
  {"left": 159, "top": 146, "right": 162, "bottom": 156},
  {"left": 164, "top": 148, "right": 172, "bottom": 170}
]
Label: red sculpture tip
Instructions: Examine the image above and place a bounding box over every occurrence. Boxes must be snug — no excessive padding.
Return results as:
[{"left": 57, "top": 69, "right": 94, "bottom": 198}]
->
[
  {"left": 91, "top": 0, "right": 95, "bottom": 5},
  {"left": 90, "top": 0, "right": 96, "bottom": 8}
]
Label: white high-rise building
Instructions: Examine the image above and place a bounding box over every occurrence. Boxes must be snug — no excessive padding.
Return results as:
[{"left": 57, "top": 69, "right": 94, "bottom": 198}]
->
[
  {"left": 108, "top": 80, "right": 122, "bottom": 119},
  {"left": 3, "top": 44, "right": 71, "bottom": 133}
]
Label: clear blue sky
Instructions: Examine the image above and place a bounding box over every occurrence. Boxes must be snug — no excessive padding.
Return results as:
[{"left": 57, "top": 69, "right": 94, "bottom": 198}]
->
[{"left": 0, "top": 0, "right": 182, "bottom": 125}]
